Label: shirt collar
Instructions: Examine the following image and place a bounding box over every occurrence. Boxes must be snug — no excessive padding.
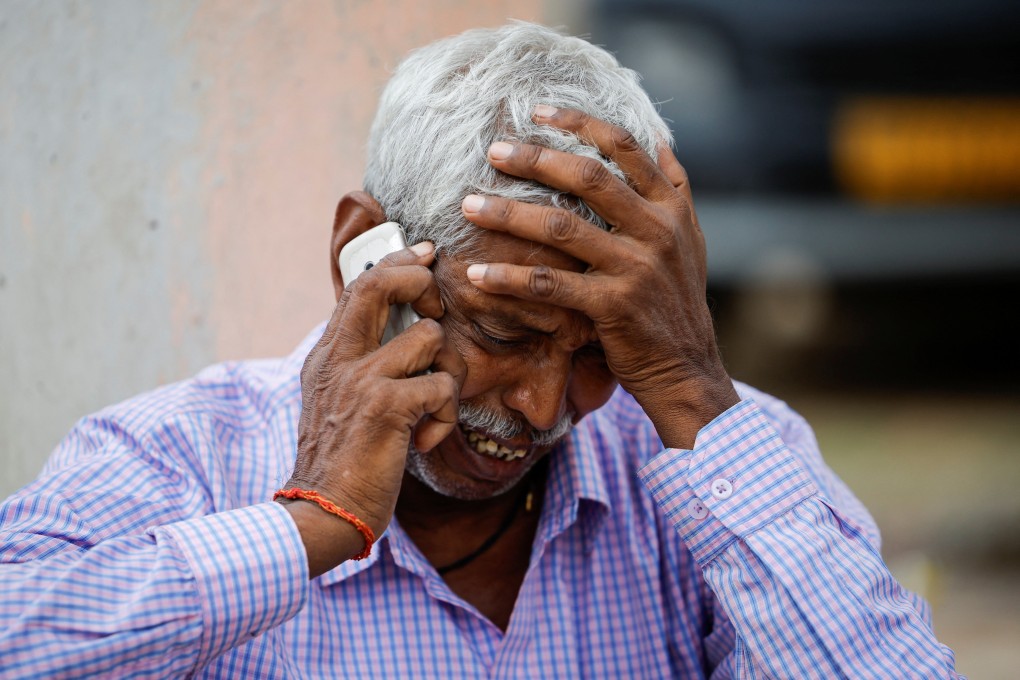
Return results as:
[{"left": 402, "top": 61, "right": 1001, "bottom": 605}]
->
[{"left": 536, "top": 409, "right": 612, "bottom": 554}]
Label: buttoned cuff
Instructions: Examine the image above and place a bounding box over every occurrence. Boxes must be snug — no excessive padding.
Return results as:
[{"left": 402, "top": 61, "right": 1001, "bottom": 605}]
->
[
  {"left": 153, "top": 502, "right": 309, "bottom": 669},
  {"left": 638, "top": 399, "right": 818, "bottom": 564}
]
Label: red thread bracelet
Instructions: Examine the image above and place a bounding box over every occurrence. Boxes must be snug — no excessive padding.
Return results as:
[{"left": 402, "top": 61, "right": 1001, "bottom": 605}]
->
[{"left": 273, "top": 488, "right": 375, "bottom": 560}]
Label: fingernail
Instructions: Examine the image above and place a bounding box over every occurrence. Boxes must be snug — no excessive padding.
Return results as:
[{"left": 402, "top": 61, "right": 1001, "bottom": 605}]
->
[
  {"left": 462, "top": 194, "right": 485, "bottom": 213},
  {"left": 466, "top": 264, "right": 487, "bottom": 283},
  {"left": 488, "top": 142, "right": 513, "bottom": 160},
  {"left": 410, "top": 241, "right": 434, "bottom": 256},
  {"left": 533, "top": 104, "right": 558, "bottom": 119}
]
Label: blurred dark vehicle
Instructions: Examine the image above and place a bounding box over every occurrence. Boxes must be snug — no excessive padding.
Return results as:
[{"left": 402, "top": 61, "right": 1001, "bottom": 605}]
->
[
  {"left": 592, "top": 0, "right": 1020, "bottom": 392},
  {"left": 593, "top": 0, "right": 1019, "bottom": 196}
]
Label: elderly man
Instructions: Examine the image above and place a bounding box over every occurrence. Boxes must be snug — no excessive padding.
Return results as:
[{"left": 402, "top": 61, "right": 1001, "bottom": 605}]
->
[{"left": 1, "top": 23, "right": 959, "bottom": 678}]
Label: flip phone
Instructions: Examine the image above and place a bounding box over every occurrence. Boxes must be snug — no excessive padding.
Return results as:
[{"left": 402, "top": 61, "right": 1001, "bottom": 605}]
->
[{"left": 338, "top": 222, "right": 423, "bottom": 345}]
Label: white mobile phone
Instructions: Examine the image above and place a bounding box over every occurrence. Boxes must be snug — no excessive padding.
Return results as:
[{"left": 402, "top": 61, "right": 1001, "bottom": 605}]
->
[{"left": 338, "top": 222, "right": 422, "bottom": 345}]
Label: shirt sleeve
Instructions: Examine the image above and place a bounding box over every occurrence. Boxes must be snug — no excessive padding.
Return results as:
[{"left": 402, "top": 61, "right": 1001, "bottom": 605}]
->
[
  {"left": 0, "top": 419, "right": 309, "bottom": 678},
  {"left": 638, "top": 399, "right": 962, "bottom": 679}
]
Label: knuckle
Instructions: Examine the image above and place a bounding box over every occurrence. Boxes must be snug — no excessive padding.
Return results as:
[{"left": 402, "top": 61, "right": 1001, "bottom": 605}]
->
[
  {"left": 528, "top": 266, "right": 558, "bottom": 298},
  {"left": 403, "top": 320, "right": 443, "bottom": 358},
  {"left": 332, "top": 327, "right": 363, "bottom": 354},
  {"left": 496, "top": 198, "right": 515, "bottom": 223},
  {"left": 364, "top": 386, "right": 392, "bottom": 418},
  {"left": 303, "top": 342, "right": 340, "bottom": 383},
  {"left": 596, "top": 289, "right": 625, "bottom": 317},
  {"left": 416, "top": 317, "right": 443, "bottom": 339},
  {"left": 520, "top": 143, "right": 543, "bottom": 168},
  {"left": 670, "top": 161, "right": 691, "bottom": 190},
  {"left": 407, "top": 263, "right": 431, "bottom": 282},
  {"left": 611, "top": 127, "right": 640, "bottom": 153},
  {"left": 544, "top": 210, "right": 578, "bottom": 245},
  {"left": 673, "top": 196, "right": 694, "bottom": 226},
  {"left": 579, "top": 159, "right": 611, "bottom": 193},
  {"left": 352, "top": 272, "right": 382, "bottom": 296},
  {"left": 299, "top": 352, "right": 319, "bottom": 384},
  {"left": 573, "top": 109, "right": 593, "bottom": 130},
  {"left": 632, "top": 251, "right": 658, "bottom": 277},
  {"left": 377, "top": 248, "right": 411, "bottom": 268},
  {"left": 437, "top": 371, "right": 458, "bottom": 396}
]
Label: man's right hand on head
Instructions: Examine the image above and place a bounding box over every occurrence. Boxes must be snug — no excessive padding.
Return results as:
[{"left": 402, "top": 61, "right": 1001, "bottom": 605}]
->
[{"left": 280, "top": 241, "right": 466, "bottom": 577}]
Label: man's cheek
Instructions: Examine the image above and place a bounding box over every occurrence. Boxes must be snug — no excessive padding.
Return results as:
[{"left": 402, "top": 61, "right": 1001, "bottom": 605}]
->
[
  {"left": 449, "top": 342, "right": 526, "bottom": 408},
  {"left": 568, "top": 363, "right": 618, "bottom": 420}
]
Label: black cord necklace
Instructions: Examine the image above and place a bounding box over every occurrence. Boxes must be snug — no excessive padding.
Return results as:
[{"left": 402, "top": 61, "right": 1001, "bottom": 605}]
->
[{"left": 436, "top": 466, "right": 543, "bottom": 576}]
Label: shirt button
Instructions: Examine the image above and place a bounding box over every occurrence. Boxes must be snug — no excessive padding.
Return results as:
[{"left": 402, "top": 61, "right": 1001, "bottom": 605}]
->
[
  {"left": 710, "top": 478, "right": 733, "bottom": 500},
  {"left": 687, "top": 498, "right": 709, "bottom": 520}
]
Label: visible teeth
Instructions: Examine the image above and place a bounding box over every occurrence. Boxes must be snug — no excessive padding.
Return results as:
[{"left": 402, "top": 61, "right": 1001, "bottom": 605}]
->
[{"left": 461, "top": 426, "right": 528, "bottom": 461}]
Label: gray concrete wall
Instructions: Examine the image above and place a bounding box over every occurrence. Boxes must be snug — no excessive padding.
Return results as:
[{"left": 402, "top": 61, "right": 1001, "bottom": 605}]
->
[{"left": 0, "top": 0, "right": 546, "bottom": 499}]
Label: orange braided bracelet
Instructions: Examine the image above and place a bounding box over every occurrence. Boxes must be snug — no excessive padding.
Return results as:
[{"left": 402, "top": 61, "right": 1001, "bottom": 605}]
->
[{"left": 273, "top": 488, "right": 375, "bottom": 560}]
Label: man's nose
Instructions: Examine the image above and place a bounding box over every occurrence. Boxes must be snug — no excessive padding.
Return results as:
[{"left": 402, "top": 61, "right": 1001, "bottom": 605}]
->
[{"left": 502, "top": 359, "right": 571, "bottom": 433}]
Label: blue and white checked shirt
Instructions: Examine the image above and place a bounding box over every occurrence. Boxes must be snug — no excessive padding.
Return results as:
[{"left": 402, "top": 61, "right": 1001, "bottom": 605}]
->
[{"left": 0, "top": 325, "right": 961, "bottom": 678}]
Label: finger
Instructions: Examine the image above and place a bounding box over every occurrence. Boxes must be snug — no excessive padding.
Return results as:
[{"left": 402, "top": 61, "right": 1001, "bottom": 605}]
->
[
  {"left": 487, "top": 140, "right": 652, "bottom": 233},
  {"left": 431, "top": 329, "right": 468, "bottom": 390},
  {"left": 462, "top": 194, "right": 620, "bottom": 270},
  {"left": 342, "top": 264, "right": 441, "bottom": 350},
  {"left": 404, "top": 372, "right": 460, "bottom": 452},
  {"left": 369, "top": 314, "right": 467, "bottom": 385},
  {"left": 465, "top": 262, "right": 602, "bottom": 318},
  {"left": 367, "top": 241, "right": 436, "bottom": 271},
  {"left": 655, "top": 142, "right": 701, "bottom": 233},
  {"left": 371, "top": 243, "right": 445, "bottom": 319},
  {"left": 328, "top": 241, "right": 437, "bottom": 343},
  {"left": 532, "top": 106, "right": 675, "bottom": 202},
  {"left": 371, "top": 317, "right": 447, "bottom": 378},
  {"left": 408, "top": 279, "right": 445, "bottom": 322},
  {"left": 655, "top": 142, "right": 693, "bottom": 202}
]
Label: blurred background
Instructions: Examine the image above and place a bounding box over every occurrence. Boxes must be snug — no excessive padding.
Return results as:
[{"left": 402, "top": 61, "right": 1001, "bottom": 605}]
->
[{"left": 1, "top": 1, "right": 1017, "bottom": 676}]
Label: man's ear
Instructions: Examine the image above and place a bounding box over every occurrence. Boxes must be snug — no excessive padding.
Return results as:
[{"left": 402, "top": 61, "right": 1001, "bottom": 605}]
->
[{"left": 330, "top": 191, "right": 388, "bottom": 300}]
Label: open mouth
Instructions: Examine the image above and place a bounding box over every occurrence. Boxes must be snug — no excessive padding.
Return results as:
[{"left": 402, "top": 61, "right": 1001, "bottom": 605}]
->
[{"left": 458, "top": 423, "right": 529, "bottom": 462}]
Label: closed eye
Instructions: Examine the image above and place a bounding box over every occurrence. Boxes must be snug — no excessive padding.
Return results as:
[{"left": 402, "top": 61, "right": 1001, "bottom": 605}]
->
[{"left": 473, "top": 323, "right": 526, "bottom": 349}]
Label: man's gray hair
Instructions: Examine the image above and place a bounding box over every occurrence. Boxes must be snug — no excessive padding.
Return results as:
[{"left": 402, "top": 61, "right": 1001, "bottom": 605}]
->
[{"left": 364, "top": 22, "right": 672, "bottom": 254}]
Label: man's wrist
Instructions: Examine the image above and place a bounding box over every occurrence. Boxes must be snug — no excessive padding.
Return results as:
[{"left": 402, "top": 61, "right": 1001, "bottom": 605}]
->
[
  {"left": 277, "top": 498, "right": 369, "bottom": 579},
  {"left": 635, "top": 369, "right": 740, "bottom": 450}
]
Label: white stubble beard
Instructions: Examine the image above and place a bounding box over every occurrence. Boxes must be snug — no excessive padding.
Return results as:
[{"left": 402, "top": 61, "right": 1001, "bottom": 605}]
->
[{"left": 405, "top": 401, "right": 575, "bottom": 500}]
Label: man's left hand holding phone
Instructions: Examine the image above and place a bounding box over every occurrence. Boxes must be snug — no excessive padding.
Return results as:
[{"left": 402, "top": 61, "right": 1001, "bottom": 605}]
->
[{"left": 278, "top": 219, "right": 465, "bottom": 579}]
